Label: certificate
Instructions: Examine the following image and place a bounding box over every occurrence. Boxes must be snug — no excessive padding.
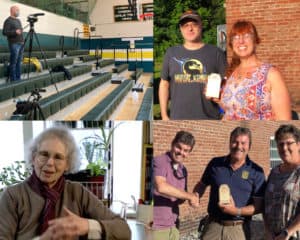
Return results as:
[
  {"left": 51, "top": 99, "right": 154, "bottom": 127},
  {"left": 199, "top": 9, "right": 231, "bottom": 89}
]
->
[
  {"left": 205, "top": 73, "right": 222, "bottom": 98},
  {"left": 219, "top": 184, "right": 231, "bottom": 205}
]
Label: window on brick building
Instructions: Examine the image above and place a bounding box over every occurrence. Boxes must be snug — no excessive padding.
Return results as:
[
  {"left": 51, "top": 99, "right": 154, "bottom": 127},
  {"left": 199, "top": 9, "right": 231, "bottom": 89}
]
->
[{"left": 270, "top": 137, "right": 281, "bottom": 169}]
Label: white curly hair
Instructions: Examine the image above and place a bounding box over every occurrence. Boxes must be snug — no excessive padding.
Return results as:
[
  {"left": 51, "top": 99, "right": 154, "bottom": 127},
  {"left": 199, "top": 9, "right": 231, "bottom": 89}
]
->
[{"left": 25, "top": 125, "right": 80, "bottom": 173}]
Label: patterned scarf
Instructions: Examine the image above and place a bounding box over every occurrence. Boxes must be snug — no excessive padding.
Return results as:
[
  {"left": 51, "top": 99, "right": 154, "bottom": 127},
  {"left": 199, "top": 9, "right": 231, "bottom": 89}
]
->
[{"left": 27, "top": 170, "right": 65, "bottom": 234}]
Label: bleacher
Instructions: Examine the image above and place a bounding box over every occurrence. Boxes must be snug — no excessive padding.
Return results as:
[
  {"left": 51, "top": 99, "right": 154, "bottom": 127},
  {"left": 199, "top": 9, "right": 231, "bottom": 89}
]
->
[
  {"left": 81, "top": 80, "right": 133, "bottom": 121},
  {"left": 0, "top": 57, "right": 74, "bottom": 79},
  {"left": 136, "top": 87, "right": 153, "bottom": 120},
  {"left": 130, "top": 68, "right": 143, "bottom": 80},
  {"left": 0, "top": 47, "right": 153, "bottom": 120},
  {"left": 112, "top": 64, "right": 129, "bottom": 74},
  {"left": 0, "top": 65, "right": 92, "bottom": 102},
  {"left": 0, "top": 51, "right": 57, "bottom": 63},
  {"left": 39, "top": 72, "right": 112, "bottom": 119}
]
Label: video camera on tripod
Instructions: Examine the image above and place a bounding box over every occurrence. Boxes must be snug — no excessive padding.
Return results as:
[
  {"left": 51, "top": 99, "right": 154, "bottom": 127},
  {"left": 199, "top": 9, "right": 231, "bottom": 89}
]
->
[
  {"left": 27, "top": 87, "right": 46, "bottom": 102},
  {"left": 22, "top": 12, "right": 59, "bottom": 92},
  {"left": 27, "top": 13, "right": 45, "bottom": 24},
  {"left": 10, "top": 88, "right": 46, "bottom": 120}
]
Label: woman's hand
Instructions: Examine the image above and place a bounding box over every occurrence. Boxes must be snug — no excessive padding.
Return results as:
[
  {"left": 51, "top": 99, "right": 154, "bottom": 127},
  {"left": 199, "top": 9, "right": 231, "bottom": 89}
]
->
[{"left": 40, "top": 207, "right": 89, "bottom": 240}]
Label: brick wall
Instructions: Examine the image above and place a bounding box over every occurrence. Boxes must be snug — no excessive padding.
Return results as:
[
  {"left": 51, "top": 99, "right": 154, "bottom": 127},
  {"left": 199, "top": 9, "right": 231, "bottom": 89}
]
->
[
  {"left": 153, "top": 120, "right": 300, "bottom": 234},
  {"left": 226, "top": 0, "right": 300, "bottom": 112}
]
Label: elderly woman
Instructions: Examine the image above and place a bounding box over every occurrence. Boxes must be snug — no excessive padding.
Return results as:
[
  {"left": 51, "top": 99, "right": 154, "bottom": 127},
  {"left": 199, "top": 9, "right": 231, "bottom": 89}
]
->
[
  {"left": 264, "top": 124, "right": 300, "bottom": 240},
  {"left": 219, "top": 20, "right": 291, "bottom": 120},
  {"left": 0, "top": 126, "right": 131, "bottom": 240}
]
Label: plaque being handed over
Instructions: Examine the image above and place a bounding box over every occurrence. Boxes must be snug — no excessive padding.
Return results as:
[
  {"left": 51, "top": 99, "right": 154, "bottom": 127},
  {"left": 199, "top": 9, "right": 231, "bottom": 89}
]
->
[
  {"left": 205, "top": 73, "right": 222, "bottom": 98},
  {"left": 219, "top": 184, "right": 231, "bottom": 205}
]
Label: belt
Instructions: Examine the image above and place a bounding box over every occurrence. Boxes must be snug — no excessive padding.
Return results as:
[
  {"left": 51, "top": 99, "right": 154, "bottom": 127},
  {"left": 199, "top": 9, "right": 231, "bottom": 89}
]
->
[{"left": 209, "top": 217, "right": 244, "bottom": 226}]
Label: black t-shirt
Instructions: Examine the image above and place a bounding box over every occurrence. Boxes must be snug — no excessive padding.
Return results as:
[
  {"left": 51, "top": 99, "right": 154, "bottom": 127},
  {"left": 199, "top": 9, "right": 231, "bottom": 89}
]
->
[{"left": 161, "top": 44, "right": 227, "bottom": 120}]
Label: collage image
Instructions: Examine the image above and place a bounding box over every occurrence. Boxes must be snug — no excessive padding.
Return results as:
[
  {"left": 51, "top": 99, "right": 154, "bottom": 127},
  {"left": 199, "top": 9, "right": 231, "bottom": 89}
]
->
[{"left": 0, "top": 0, "right": 299, "bottom": 240}]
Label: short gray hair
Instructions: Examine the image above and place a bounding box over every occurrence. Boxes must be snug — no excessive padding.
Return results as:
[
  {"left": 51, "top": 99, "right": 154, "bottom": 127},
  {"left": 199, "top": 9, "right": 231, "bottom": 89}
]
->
[
  {"left": 275, "top": 124, "right": 300, "bottom": 143},
  {"left": 171, "top": 130, "right": 196, "bottom": 151},
  {"left": 25, "top": 126, "right": 80, "bottom": 173}
]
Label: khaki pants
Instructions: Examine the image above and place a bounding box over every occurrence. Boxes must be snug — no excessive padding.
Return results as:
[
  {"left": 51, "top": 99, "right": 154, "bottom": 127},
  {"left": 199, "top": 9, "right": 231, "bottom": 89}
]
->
[
  {"left": 152, "top": 226, "right": 180, "bottom": 240},
  {"left": 202, "top": 221, "right": 251, "bottom": 240}
]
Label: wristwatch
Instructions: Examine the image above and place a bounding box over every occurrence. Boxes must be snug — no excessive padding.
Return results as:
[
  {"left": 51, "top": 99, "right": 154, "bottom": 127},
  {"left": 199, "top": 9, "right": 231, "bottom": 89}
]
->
[
  {"left": 236, "top": 208, "right": 242, "bottom": 217},
  {"left": 281, "top": 229, "right": 289, "bottom": 237}
]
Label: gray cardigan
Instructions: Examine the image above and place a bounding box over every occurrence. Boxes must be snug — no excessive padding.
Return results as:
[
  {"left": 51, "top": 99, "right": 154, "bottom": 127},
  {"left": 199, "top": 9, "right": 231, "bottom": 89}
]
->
[{"left": 0, "top": 180, "right": 131, "bottom": 240}]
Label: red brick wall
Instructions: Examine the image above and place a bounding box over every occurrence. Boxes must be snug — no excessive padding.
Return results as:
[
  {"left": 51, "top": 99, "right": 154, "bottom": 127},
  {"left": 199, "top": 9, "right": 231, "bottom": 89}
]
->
[
  {"left": 226, "top": 0, "right": 300, "bottom": 112},
  {"left": 153, "top": 120, "right": 300, "bottom": 234}
]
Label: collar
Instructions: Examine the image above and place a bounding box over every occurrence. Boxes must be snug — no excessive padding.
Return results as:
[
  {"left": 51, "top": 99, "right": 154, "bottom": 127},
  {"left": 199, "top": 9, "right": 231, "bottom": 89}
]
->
[{"left": 224, "top": 154, "right": 251, "bottom": 169}]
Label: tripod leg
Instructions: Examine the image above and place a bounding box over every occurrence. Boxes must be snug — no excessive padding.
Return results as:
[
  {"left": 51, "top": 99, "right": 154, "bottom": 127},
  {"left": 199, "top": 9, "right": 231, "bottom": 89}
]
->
[
  {"left": 30, "top": 101, "right": 39, "bottom": 120},
  {"left": 27, "top": 29, "right": 34, "bottom": 80},
  {"left": 20, "top": 31, "right": 30, "bottom": 81},
  {"left": 33, "top": 31, "right": 59, "bottom": 93},
  {"left": 27, "top": 105, "right": 34, "bottom": 120},
  {"left": 31, "top": 102, "right": 45, "bottom": 120},
  {"left": 36, "top": 103, "right": 45, "bottom": 120}
]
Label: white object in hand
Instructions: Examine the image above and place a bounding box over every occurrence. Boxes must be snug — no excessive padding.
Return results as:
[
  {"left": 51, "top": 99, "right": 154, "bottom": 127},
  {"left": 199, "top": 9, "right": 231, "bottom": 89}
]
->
[
  {"left": 219, "top": 184, "right": 231, "bottom": 205},
  {"left": 206, "top": 73, "right": 222, "bottom": 98}
]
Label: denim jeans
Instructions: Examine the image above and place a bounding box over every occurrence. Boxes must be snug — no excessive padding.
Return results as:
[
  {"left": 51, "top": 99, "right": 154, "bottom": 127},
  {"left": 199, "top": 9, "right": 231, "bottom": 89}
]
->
[{"left": 9, "top": 43, "right": 23, "bottom": 81}]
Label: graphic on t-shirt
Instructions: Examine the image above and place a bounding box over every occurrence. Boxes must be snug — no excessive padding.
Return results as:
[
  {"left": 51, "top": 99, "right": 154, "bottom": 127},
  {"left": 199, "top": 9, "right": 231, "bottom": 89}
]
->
[{"left": 173, "top": 57, "right": 207, "bottom": 83}]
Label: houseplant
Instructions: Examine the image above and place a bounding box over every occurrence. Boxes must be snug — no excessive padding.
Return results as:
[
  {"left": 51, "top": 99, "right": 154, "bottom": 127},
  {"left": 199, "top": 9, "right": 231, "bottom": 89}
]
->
[
  {"left": 66, "top": 123, "right": 120, "bottom": 200},
  {"left": 80, "top": 124, "right": 116, "bottom": 177},
  {"left": 0, "top": 161, "right": 31, "bottom": 192}
]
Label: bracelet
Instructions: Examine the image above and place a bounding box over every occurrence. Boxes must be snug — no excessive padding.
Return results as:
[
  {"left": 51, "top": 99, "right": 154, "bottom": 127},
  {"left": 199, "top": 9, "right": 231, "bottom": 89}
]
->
[{"left": 236, "top": 208, "right": 242, "bottom": 217}]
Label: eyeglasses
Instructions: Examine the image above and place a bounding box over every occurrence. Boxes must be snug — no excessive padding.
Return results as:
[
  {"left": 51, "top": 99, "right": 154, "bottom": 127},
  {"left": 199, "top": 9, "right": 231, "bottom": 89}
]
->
[
  {"left": 232, "top": 33, "right": 253, "bottom": 42},
  {"left": 277, "top": 141, "right": 297, "bottom": 148},
  {"left": 37, "top": 151, "right": 66, "bottom": 164},
  {"left": 180, "top": 22, "right": 200, "bottom": 29}
]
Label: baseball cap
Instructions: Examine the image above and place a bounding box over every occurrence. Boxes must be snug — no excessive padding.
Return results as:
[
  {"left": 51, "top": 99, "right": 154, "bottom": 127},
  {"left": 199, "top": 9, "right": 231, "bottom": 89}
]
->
[{"left": 179, "top": 10, "right": 202, "bottom": 25}]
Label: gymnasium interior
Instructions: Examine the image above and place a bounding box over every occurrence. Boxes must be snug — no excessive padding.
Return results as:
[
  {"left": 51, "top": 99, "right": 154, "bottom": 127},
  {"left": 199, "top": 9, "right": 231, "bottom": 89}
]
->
[{"left": 0, "top": 0, "right": 153, "bottom": 121}]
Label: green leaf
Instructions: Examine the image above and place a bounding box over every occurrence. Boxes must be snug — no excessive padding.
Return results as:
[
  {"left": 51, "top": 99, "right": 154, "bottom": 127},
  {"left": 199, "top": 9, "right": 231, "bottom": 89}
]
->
[{"left": 0, "top": 161, "right": 31, "bottom": 191}]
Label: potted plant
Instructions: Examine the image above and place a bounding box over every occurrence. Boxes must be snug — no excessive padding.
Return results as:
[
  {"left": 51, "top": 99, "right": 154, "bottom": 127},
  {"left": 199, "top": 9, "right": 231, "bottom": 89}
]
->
[
  {"left": 66, "top": 123, "right": 119, "bottom": 199},
  {"left": 80, "top": 124, "right": 115, "bottom": 178},
  {"left": 86, "top": 159, "right": 107, "bottom": 178}
]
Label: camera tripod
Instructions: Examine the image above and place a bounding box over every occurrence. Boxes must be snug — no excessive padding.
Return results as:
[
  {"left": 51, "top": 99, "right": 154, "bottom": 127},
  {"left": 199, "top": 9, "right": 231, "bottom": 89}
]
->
[
  {"left": 26, "top": 88, "right": 45, "bottom": 120},
  {"left": 11, "top": 88, "right": 45, "bottom": 120},
  {"left": 21, "top": 14, "right": 59, "bottom": 93}
]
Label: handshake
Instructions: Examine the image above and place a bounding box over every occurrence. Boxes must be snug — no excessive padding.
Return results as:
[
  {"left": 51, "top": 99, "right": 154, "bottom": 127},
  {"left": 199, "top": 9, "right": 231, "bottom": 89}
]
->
[{"left": 188, "top": 192, "right": 200, "bottom": 207}]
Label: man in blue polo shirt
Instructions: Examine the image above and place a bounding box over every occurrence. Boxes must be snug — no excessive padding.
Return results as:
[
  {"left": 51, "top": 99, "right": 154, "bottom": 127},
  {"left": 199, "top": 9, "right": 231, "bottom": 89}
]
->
[{"left": 195, "top": 127, "right": 266, "bottom": 240}]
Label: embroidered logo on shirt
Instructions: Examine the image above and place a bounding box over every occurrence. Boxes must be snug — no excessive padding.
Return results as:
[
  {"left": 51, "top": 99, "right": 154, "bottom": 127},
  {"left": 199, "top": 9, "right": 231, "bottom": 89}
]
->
[{"left": 242, "top": 170, "right": 249, "bottom": 179}]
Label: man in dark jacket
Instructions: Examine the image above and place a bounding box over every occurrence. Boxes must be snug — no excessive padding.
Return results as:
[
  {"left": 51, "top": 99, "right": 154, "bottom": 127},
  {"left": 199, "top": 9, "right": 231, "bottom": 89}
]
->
[{"left": 3, "top": 5, "right": 24, "bottom": 81}]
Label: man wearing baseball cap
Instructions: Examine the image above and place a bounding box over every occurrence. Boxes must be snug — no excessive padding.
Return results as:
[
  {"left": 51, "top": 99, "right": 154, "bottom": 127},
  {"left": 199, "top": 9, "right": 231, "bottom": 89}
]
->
[
  {"left": 178, "top": 10, "right": 202, "bottom": 25},
  {"left": 159, "top": 9, "right": 226, "bottom": 120}
]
